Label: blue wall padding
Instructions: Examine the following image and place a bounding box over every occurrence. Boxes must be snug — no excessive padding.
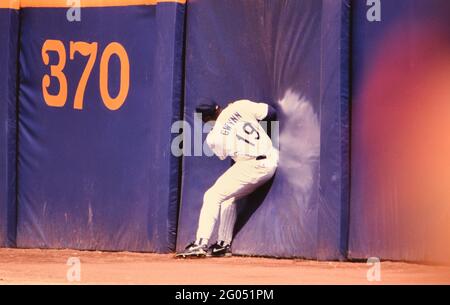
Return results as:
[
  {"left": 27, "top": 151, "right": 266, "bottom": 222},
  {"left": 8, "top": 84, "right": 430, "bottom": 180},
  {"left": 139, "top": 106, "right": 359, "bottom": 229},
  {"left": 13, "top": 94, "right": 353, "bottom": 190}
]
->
[
  {"left": 350, "top": 0, "right": 450, "bottom": 264},
  {"left": 16, "top": 3, "right": 185, "bottom": 252},
  {"left": 176, "top": 0, "right": 350, "bottom": 260},
  {"left": 0, "top": 7, "right": 19, "bottom": 247},
  {"left": 317, "top": 0, "right": 351, "bottom": 260}
]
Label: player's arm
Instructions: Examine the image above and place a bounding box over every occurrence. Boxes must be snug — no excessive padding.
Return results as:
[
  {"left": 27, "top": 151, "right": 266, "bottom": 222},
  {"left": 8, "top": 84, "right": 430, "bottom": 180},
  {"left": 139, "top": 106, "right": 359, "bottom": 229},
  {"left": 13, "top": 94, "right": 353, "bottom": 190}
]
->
[{"left": 263, "top": 104, "right": 277, "bottom": 122}]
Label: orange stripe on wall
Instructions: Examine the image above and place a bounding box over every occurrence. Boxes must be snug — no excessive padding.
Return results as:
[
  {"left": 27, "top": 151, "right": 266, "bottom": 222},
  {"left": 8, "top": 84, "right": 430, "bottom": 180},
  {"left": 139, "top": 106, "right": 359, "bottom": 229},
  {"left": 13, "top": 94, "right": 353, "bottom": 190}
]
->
[
  {"left": 20, "top": 0, "right": 186, "bottom": 8},
  {"left": 0, "top": 0, "right": 20, "bottom": 9}
]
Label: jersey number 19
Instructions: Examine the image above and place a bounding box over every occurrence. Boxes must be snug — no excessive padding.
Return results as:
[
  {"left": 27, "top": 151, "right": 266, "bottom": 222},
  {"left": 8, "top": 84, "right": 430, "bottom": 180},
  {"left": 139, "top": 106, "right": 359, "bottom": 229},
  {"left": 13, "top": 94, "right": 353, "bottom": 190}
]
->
[{"left": 236, "top": 123, "right": 260, "bottom": 147}]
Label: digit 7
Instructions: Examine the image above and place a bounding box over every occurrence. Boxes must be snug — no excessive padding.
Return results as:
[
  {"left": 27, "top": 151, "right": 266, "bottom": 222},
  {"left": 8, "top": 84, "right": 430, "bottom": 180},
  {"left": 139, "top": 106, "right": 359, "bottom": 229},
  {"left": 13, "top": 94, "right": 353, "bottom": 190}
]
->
[{"left": 70, "top": 41, "right": 98, "bottom": 110}]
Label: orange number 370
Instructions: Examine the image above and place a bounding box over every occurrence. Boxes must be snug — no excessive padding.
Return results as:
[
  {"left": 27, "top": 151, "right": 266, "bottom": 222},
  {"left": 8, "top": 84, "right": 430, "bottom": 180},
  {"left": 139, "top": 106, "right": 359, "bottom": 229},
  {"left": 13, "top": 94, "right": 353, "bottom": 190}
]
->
[{"left": 41, "top": 39, "right": 130, "bottom": 111}]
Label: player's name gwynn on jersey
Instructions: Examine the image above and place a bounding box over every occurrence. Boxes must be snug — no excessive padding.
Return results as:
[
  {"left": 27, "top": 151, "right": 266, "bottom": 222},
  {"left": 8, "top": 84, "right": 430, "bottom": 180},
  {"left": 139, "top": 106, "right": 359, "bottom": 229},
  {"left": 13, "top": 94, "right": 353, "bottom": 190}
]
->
[
  {"left": 220, "top": 112, "right": 243, "bottom": 136},
  {"left": 0, "top": 0, "right": 186, "bottom": 9}
]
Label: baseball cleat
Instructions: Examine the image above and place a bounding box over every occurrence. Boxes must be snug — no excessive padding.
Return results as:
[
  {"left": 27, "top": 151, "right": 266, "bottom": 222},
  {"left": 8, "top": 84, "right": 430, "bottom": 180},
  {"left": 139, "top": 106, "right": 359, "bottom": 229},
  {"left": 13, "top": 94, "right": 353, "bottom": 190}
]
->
[
  {"left": 175, "top": 242, "right": 208, "bottom": 258},
  {"left": 207, "top": 241, "right": 232, "bottom": 257}
]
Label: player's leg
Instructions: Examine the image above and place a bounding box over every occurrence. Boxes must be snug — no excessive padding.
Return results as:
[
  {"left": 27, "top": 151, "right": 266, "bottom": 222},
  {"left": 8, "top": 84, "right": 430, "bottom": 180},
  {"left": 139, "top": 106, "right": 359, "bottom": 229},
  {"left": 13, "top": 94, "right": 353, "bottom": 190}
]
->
[
  {"left": 176, "top": 165, "right": 243, "bottom": 258},
  {"left": 192, "top": 161, "right": 258, "bottom": 248},
  {"left": 218, "top": 198, "right": 236, "bottom": 246},
  {"left": 212, "top": 151, "right": 279, "bottom": 255},
  {"left": 177, "top": 159, "right": 276, "bottom": 258},
  {"left": 208, "top": 159, "right": 278, "bottom": 258},
  {"left": 207, "top": 198, "right": 235, "bottom": 257},
  {"left": 196, "top": 160, "right": 275, "bottom": 243}
]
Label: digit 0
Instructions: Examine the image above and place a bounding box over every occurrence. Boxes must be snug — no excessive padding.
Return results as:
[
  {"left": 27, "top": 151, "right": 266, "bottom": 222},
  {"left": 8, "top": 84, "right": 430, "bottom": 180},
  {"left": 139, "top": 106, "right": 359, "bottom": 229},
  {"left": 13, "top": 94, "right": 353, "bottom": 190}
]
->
[{"left": 99, "top": 42, "right": 130, "bottom": 111}]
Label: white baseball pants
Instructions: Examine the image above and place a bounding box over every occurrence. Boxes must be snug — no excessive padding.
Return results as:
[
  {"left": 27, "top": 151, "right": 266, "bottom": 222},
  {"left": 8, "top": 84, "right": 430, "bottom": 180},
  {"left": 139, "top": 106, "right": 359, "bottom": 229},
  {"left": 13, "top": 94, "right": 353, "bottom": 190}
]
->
[{"left": 196, "top": 150, "right": 278, "bottom": 244}]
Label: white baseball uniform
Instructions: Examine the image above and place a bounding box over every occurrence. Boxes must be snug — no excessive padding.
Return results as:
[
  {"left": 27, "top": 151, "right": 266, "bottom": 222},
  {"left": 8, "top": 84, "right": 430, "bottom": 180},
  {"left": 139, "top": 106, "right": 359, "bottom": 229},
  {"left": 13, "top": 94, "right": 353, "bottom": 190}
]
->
[{"left": 196, "top": 100, "right": 279, "bottom": 245}]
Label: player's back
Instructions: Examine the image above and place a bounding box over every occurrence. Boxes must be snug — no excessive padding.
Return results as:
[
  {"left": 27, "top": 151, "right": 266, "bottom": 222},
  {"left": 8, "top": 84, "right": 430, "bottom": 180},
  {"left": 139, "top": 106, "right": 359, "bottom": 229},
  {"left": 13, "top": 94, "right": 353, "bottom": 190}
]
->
[{"left": 207, "top": 100, "right": 273, "bottom": 161}]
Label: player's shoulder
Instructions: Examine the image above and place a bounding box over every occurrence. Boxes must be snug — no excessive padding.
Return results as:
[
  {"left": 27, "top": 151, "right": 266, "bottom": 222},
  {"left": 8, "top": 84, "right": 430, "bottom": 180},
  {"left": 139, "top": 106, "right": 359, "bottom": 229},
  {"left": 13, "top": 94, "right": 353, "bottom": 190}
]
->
[
  {"left": 232, "top": 99, "right": 253, "bottom": 106},
  {"left": 229, "top": 99, "right": 269, "bottom": 118},
  {"left": 228, "top": 99, "right": 256, "bottom": 111}
]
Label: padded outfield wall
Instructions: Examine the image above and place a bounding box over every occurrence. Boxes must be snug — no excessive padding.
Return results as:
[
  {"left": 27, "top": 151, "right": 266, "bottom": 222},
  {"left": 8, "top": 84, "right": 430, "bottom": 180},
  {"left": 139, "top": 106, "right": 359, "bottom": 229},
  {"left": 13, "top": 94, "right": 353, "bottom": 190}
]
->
[
  {"left": 176, "top": 0, "right": 350, "bottom": 260},
  {"left": 350, "top": 0, "right": 450, "bottom": 264},
  {"left": 15, "top": 0, "right": 185, "bottom": 252},
  {"left": 5, "top": 0, "right": 449, "bottom": 264},
  {"left": 0, "top": 0, "right": 19, "bottom": 247},
  {"left": 0, "top": 0, "right": 352, "bottom": 259}
]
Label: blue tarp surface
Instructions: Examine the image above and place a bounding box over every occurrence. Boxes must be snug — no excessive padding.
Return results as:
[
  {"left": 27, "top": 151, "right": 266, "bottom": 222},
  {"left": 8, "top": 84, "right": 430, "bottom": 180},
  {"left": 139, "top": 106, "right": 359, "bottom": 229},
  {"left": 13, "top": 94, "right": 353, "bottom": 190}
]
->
[
  {"left": 16, "top": 3, "right": 185, "bottom": 252},
  {"left": 0, "top": 7, "right": 19, "bottom": 247},
  {"left": 177, "top": 0, "right": 350, "bottom": 260}
]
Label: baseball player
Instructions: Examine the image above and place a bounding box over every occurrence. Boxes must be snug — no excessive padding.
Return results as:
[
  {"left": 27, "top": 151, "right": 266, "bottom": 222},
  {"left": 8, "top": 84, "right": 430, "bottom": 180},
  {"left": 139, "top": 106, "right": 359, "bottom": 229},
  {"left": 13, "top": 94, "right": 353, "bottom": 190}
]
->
[{"left": 176, "top": 99, "right": 278, "bottom": 258}]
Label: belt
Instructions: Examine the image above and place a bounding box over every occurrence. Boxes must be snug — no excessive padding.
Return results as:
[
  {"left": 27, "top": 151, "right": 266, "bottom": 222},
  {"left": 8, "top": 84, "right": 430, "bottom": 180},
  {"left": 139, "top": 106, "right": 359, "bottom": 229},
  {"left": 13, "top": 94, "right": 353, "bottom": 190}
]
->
[{"left": 256, "top": 155, "right": 267, "bottom": 161}]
